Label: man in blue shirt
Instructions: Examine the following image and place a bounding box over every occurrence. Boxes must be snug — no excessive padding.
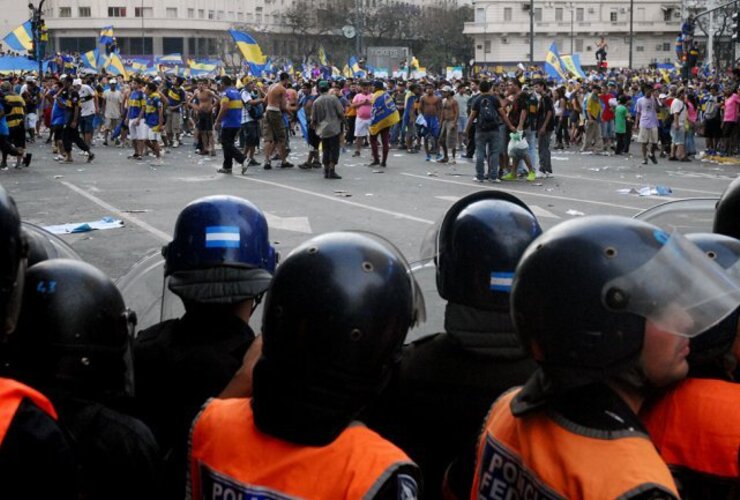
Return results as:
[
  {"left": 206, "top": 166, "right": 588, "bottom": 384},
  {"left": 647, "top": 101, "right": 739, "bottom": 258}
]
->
[
  {"left": 214, "top": 76, "right": 247, "bottom": 175},
  {"left": 138, "top": 82, "right": 163, "bottom": 165}
]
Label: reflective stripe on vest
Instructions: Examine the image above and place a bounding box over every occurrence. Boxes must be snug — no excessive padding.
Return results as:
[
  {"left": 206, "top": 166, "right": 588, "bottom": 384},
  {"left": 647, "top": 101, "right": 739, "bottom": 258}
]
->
[
  {"left": 471, "top": 388, "right": 679, "bottom": 500},
  {"left": 0, "top": 377, "right": 57, "bottom": 445},
  {"left": 642, "top": 377, "right": 740, "bottom": 479},
  {"left": 189, "top": 397, "right": 415, "bottom": 499}
]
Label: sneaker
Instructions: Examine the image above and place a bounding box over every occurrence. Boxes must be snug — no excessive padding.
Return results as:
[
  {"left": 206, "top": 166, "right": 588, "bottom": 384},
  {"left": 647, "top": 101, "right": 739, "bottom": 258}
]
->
[
  {"left": 642, "top": 158, "right": 648, "bottom": 165},
  {"left": 247, "top": 159, "right": 260, "bottom": 167},
  {"left": 127, "top": 154, "right": 141, "bottom": 160},
  {"left": 425, "top": 155, "right": 431, "bottom": 162},
  {"left": 298, "top": 162, "right": 312, "bottom": 169},
  {"left": 240, "top": 163, "right": 248, "bottom": 175},
  {"left": 526, "top": 171, "right": 537, "bottom": 182},
  {"left": 501, "top": 172, "right": 517, "bottom": 181},
  {"left": 490, "top": 178, "right": 502, "bottom": 183},
  {"left": 327, "top": 170, "right": 342, "bottom": 179},
  {"left": 22, "top": 153, "right": 32, "bottom": 167},
  {"left": 473, "top": 177, "right": 485, "bottom": 183},
  {"left": 649, "top": 155, "right": 658, "bottom": 164},
  {"left": 263, "top": 163, "right": 272, "bottom": 170},
  {"left": 103, "top": 141, "right": 108, "bottom": 146},
  {"left": 380, "top": 162, "right": 386, "bottom": 167},
  {"left": 368, "top": 160, "right": 380, "bottom": 166},
  {"left": 217, "top": 168, "right": 232, "bottom": 174},
  {"left": 437, "top": 157, "right": 449, "bottom": 163},
  {"left": 86, "top": 153, "right": 95, "bottom": 163},
  {"left": 280, "top": 161, "right": 294, "bottom": 168}
]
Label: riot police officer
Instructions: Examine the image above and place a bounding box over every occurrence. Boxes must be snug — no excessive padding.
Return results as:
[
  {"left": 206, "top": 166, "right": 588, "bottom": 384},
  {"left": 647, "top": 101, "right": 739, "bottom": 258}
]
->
[
  {"left": 370, "top": 191, "right": 541, "bottom": 498},
  {"left": 12, "top": 259, "right": 163, "bottom": 500},
  {"left": 471, "top": 216, "right": 740, "bottom": 499},
  {"left": 0, "top": 185, "right": 77, "bottom": 499},
  {"left": 714, "top": 176, "right": 740, "bottom": 240},
  {"left": 188, "top": 232, "right": 425, "bottom": 499},
  {"left": 134, "top": 195, "right": 276, "bottom": 498},
  {"left": 641, "top": 232, "right": 740, "bottom": 499}
]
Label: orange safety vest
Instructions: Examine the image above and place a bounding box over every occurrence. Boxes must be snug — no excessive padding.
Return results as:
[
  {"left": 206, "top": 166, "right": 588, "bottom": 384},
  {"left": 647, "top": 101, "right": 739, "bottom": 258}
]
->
[
  {"left": 189, "top": 397, "right": 417, "bottom": 499},
  {"left": 0, "top": 377, "right": 57, "bottom": 445},
  {"left": 642, "top": 377, "right": 740, "bottom": 479},
  {"left": 471, "top": 388, "right": 679, "bottom": 499}
]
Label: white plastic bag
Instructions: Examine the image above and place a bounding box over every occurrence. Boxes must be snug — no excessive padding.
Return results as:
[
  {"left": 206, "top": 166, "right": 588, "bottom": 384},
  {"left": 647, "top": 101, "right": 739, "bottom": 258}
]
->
[{"left": 508, "top": 131, "right": 528, "bottom": 155}]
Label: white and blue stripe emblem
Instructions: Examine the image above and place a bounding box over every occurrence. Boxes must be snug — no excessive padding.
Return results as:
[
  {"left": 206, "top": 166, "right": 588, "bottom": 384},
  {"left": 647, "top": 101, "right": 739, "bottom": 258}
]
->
[
  {"left": 490, "top": 272, "right": 514, "bottom": 292},
  {"left": 205, "top": 226, "right": 241, "bottom": 248}
]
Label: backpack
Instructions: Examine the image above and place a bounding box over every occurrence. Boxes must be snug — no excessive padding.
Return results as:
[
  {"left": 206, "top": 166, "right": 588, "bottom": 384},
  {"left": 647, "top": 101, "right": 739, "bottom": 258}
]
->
[
  {"left": 242, "top": 90, "right": 263, "bottom": 120},
  {"left": 478, "top": 95, "right": 501, "bottom": 131}
]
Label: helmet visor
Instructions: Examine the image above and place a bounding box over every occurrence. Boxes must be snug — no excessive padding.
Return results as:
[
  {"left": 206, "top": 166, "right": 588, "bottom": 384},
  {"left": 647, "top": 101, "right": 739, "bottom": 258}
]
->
[{"left": 603, "top": 232, "right": 740, "bottom": 338}]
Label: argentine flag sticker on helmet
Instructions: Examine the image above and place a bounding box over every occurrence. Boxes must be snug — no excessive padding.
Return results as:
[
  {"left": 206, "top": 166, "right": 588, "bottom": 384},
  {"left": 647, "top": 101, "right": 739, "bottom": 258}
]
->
[
  {"left": 490, "top": 272, "right": 514, "bottom": 292},
  {"left": 205, "top": 226, "right": 240, "bottom": 248}
]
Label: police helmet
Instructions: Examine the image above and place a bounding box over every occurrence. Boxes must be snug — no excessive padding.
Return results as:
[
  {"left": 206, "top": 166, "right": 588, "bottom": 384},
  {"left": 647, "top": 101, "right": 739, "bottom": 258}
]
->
[
  {"left": 14, "top": 259, "right": 136, "bottom": 399},
  {"left": 685, "top": 233, "right": 740, "bottom": 366},
  {"left": 253, "top": 232, "right": 424, "bottom": 443},
  {"left": 714, "top": 176, "right": 740, "bottom": 239},
  {"left": 434, "top": 191, "right": 542, "bottom": 312},
  {"left": 0, "top": 185, "right": 25, "bottom": 337},
  {"left": 512, "top": 216, "right": 740, "bottom": 387},
  {"left": 163, "top": 195, "right": 277, "bottom": 304},
  {"left": 22, "top": 222, "right": 83, "bottom": 267}
]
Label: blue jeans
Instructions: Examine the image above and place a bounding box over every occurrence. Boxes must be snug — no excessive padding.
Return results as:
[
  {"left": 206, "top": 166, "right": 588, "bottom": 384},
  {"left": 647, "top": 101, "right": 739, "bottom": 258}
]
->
[
  {"left": 475, "top": 128, "right": 502, "bottom": 180},
  {"left": 518, "top": 129, "right": 538, "bottom": 173}
]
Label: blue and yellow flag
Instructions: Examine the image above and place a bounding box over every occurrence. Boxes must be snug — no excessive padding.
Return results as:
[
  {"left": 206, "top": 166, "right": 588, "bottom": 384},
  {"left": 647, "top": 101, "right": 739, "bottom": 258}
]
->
[
  {"left": 125, "top": 58, "right": 150, "bottom": 74},
  {"left": 105, "top": 52, "right": 128, "bottom": 80},
  {"left": 349, "top": 56, "right": 366, "bottom": 77},
  {"left": 229, "top": 30, "right": 266, "bottom": 67},
  {"left": 99, "top": 26, "right": 114, "bottom": 45},
  {"left": 342, "top": 64, "right": 353, "bottom": 78},
  {"left": 370, "top": 90, "right": 400, "bottom": 135},
  {"left": 318, "top": 46, "right": 329, "bottom": 66},
  {"left": 3, "top": 21, "right": 33, "bottom": 52},
  {"left": 560, "top": 54, "right": 585, "bottom": 78},
  {"left": 187, "top": 59, "right": 218, "bottom": 73},
  {"left": 82, "top": 49, "right": 99, "bottom": 71},
  {"left": 157, "top": 53, "right": 183, "bottom": 65},
  {"left": 410, "top": 56, "right": 420, "bottom": 69},
  {"left": 544, "top": 42, "right": 568, "bottom": 82}
]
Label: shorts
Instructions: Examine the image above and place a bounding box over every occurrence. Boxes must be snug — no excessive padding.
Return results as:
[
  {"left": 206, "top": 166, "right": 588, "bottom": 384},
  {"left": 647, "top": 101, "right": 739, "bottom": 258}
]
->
[
  {"left": 354, "top": 117, "right": 371, "bottom": 137},
  {"left": 142, "top": 124, "right": 161, "bottom": 142},
  {"left": 263, "top": 109, "right": 286, "bottom": 142},
  {"left": 241, "top": 121, "right": 260, "bottom": 147},
  {"left": 198, "top": 111, "right": 214, "bottom": 132},
  {"left": 423, "top": 115, "right": 440, "bottom": 138},
  {"left": 128, "top": 121, "right": 146, "bottom": 141},
  {"left": 105, "top": 117, "right": 121, "bottom": 131},
  {"left": 670, "top": 127, "right": 686, "bottom": 145},
  {"left": 637, "top": 127, "right": 659, "bottom": 144},
  {"left": 52, "top": 124, "right": 64, "bottom": 142},
  {"left": 79, "top": 114, "right": 95, "bottom": 134},
  {"left": 9, "top": 126, "right": 24, "bottom": 149},
  {"left": 165, "top": 110, "right": 182, "bottom": 135},
  {"left": 457, "top": 115, "right": 467, "bottom": 132},
  {"left": 24, "top": 113, "right": 37, "bottom": 130},
  {"left": 508, "top": 147, "right": 529, "bottom": 163},
  {"left": 439, "top": 121, "right": 458, "bottom": 149},
  {"left": 600, "top": 120, "right": 614, "bottom": 139}
]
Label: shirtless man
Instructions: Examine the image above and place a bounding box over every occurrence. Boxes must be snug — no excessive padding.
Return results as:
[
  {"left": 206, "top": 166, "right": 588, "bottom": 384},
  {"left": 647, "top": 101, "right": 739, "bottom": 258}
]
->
[
  {"left": 438, "top": 86, "right": 459, "bottom": 164},
  {"left": 191, "top": 79, "right": 218, "bottom": 156},
  {"left": 420, "top": 85, "right": 442, "bottom": 160},
  {"left": 262, "top": 72, "right": 293, "bottom": 169}
]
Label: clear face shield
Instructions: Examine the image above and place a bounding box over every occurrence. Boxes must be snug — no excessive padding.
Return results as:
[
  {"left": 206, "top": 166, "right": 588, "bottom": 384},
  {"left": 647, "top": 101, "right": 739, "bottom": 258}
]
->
[
  {"left": 122, "top": 309, "right": 137, "bottom": 397},
  {"left": 603, "top": 232, "right": 740, "bottom": 338}
]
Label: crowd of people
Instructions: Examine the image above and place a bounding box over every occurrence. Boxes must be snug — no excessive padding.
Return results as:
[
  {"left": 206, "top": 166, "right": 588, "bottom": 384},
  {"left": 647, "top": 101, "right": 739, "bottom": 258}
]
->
[{"left": 0, "top": 63, "right": 738, "bottom": 182}]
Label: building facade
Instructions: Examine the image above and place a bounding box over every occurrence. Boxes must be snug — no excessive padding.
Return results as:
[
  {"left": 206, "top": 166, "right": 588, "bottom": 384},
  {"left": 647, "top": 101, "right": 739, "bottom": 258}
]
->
[{"left": 464, "top": 0, "right": 683, "bottom": 68}]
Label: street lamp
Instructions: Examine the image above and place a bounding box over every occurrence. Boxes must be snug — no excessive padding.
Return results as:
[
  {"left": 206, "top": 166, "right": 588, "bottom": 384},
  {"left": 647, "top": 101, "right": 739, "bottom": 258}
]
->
[
  {"left": 570, "top": 2, "right": 574, "bottom": 54},
  {"left": 529, "top": 0, "right": 534, "bottom": 64},
  {"left": 628, "top": 0, "right": 634, "bottom": 68},
  {"left": 29, "top": 1, "right": 45, "bottom": 77}
]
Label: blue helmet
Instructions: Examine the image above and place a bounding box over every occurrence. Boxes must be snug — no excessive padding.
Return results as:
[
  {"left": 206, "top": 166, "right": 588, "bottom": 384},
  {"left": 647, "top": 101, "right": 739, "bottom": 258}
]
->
[{"left": 163, "top": 195, "right": 277, "bottom": 304}]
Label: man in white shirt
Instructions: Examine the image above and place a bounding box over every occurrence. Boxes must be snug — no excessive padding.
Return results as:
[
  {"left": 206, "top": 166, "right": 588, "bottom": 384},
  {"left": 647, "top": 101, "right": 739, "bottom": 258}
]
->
[
  {"left": 102, "top": 79, "right": 123, "bottom": 146},
  {"left": 78, "top": 77, "right": 98, "bottom": 147},
  {"left": 669, "top": 88, "right": 689, "bottom": 162}
]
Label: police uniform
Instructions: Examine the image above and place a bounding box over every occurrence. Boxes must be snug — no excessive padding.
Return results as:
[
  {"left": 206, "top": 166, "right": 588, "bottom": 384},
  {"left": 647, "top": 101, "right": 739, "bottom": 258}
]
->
[{"left": 471, "top": 385, "right": 679, "bottom": 499}]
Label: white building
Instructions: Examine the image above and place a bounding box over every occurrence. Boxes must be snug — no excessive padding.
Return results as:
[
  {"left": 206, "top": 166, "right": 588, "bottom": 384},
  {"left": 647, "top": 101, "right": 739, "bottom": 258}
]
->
[{"left": 464, "top": 0, "right": 683, "bottom": 68}]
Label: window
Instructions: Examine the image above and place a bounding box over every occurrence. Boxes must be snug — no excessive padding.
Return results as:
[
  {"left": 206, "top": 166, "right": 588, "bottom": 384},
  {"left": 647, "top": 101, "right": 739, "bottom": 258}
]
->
[
  {"left": 663, "top": 42, "right": 671, "bottom": 51},
  {"left": 108, "top": 7, "right": 127, "bottom": 17},
  {"left": 610, "top": 10, "right": 618, "bottom": 22},
  {"left": 555, "top": 8, "right": 563, "bottom": 21},
  {"left": 256, "top": 7, "right": 262, "bottom": 23},
  {"left": 504, "top": 7, "right": 512, "bottom": 21},
  {"left": 163, "top": 37, "right": 183, "bottom": 54},
  {"left": 188, "top": 8, "right": 195, "bottom": 18},
  {"left": 534, "top": 8, "right": 542, "bottom": 21},
  {"left": 663, "top": 9, "right": 672, "bottom": 22},
  {"left": 217, "top": 10, "right": 224, "bottom": 20},
  {"left": 59, "top": 37, "right": 96, "bottom": 53},
  {"left": 484, "top": 40, "right": 491, "bottom": 54},
  {"left": 166, "top": 8, "right": 178, "bottom": 18},
  {"left": 59, "top": 7, "right": 71, "bottom": 17},
  {"left": 637, "top": 7, "right": 645, "bottom": 21},
  {"left": 134, "top": 7, "right": 152, "bottom": 17},
  {"left": 79, "top": 7, "right": 91, "bottom": 17},
  {"left": 636, "top": 46, "right": 644, "bottom": 52},
  {"left": 575, "top": 39, "right": 584, "bottom": 52},
  {"left": 576, "top": 7, "right": 584, "bottom": 21},
  {"left": 247, "top": 12, "right": 254, "bottom": 21},
  {"left": 475, "top": 7, "right": 484, "bottom": 23},
  {"left": 198, "top": 9, "right": 205, "bottom": 18},
  {"left": 237, "top": 12, "right": 244, "bottom": 20},
  {"left": 208, "top": 10, "right": 215, "bottom": 19}
]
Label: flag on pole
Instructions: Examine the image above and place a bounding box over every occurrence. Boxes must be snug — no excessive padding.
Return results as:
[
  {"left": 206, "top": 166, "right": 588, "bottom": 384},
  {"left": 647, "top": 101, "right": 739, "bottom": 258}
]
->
[
  {"left": 99, "top": 26, "right": 115, "bottom": 45},
  {"left": 3, "top": 21, "right": 33, "bottom": 52},
  {"left": 349, "top": 56, "right": 366, "bottom": 77},
  {"left": 105, "top": 52, "right": 128, "bottom": 79},
  {"left": 187, "top": 59, "right": 218, "bottom": 73},
  {"left": 157, "top": 54, "right": 183, "bottom": 65},
  {"left": 560, "top": 54, "right": 585, "bottom": 78},
  {"left": 544, "top": 42, "right": 568, "bottom": 82},
  {"left": 229, "top": 30, "right": 266, "bottom": 67},
  {"left": 81, "top": 49, "right": 99, "bottom": 71},
  {"left": 318, "top": 46, "right": 329, "bottom": 66}
]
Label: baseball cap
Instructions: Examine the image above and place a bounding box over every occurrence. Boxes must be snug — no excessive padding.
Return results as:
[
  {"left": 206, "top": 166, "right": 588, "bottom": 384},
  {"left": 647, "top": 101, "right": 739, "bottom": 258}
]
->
[
  {"left": 72, "top": 78, "right": 82, "bottom": 86},
  {"left": 109, "top": 79, "right": 117, "bottom": 84}
]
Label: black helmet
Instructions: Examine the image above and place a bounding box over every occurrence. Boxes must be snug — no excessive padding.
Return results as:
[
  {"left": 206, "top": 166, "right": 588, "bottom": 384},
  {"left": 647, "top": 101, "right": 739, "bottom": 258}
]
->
[
  {"left": 714, "top": 176, "right": 740, "bottom": 239},
  {"left": 252, "top": 231, "right": 424, "bottom": 445},
  {"left": 22, "top": 222, "right": 82, "bottom": 267},
  {"left": 0, "top": 185, "right": 25, "bottom": 338},
  {"left": 434, "top": 191, "right": 542, "bottom": 312},
  {"left": 685, "top": 233, "right": 740, "bottom": 367},
  {"left": 512, "top": 216, "right": 740, "bottom": 388},
  {"left": 13, "top": 259, "right": 136, "bottom": 399}
]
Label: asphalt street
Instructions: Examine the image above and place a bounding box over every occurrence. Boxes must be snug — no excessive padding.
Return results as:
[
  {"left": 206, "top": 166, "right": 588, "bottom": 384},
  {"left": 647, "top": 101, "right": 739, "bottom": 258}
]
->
[{"left": 3, "top": 133, "right": 737, "bottom": 340}]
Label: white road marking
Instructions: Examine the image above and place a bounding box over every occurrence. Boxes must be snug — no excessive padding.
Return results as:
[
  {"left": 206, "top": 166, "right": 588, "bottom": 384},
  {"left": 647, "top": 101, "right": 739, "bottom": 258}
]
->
[
  {"left": 554, "top": 172, "right": 723, "bottom": 196},
  {"left": 402, "top": 173, "right": 646, "bottom": 211},
  {"left": 529, "top": 205, "right": 561, "bottom": 219},
  {"left": 264, "top": 213, "right": 313, "bottom": 234},
  {"left": 59, "top": 181, "right": 172, "bottom": 242},
  {"left": 233, "top": 175, "right": 434, "bottom": 225},
  {"left": 435, "top": 195, "right": 460, "bottom": 202}
]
